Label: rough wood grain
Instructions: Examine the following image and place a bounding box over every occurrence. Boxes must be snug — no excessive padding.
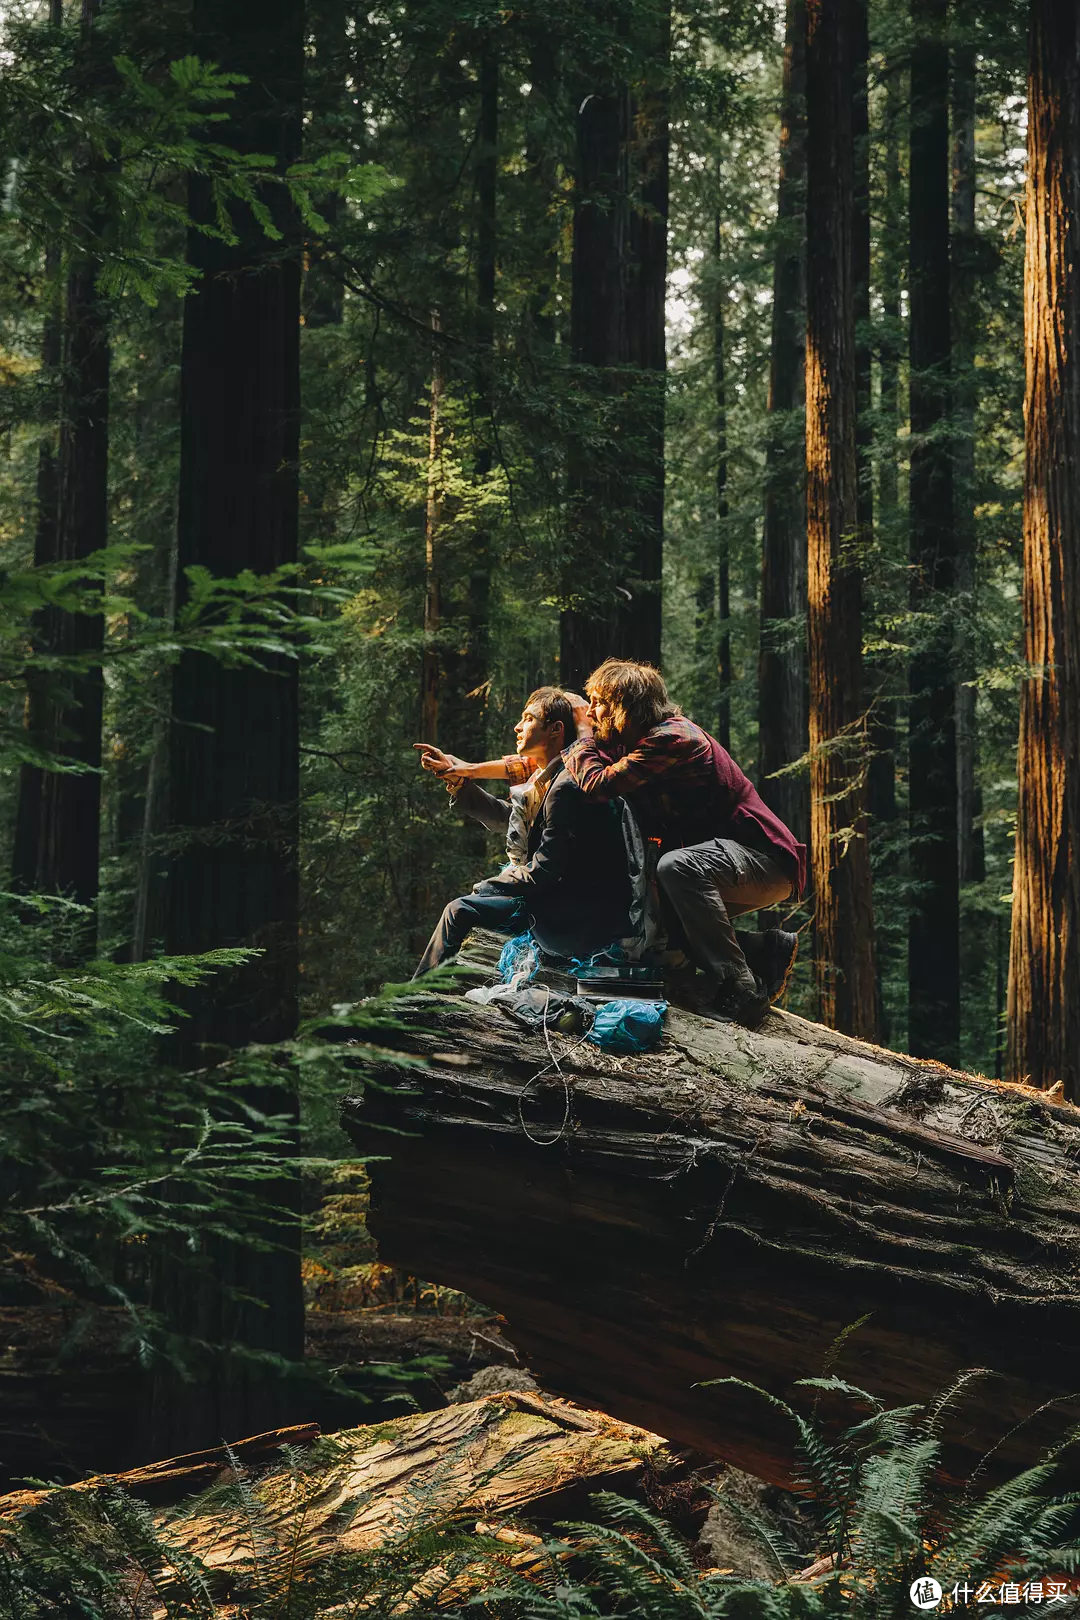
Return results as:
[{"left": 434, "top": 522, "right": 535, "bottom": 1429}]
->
[
  {"left": 0, "top": 1394, "right": 679, "bottom": 1583},
  {"left": 343, "top": 948, "right": 1080, "bottom": 1485}
]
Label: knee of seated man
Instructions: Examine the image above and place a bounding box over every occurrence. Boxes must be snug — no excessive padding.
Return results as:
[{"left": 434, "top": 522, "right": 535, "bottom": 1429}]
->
[{"left": 657, "top": 847, "right": 696, "bottom": 886}]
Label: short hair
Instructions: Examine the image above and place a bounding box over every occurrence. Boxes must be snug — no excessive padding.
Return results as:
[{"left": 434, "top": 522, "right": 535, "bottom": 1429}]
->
[
  {"left": 525, "top": 685, "right": 574, "bottom": 743},
  {"left": 584, "top": 659, "right": 679, "bottom": 738}
]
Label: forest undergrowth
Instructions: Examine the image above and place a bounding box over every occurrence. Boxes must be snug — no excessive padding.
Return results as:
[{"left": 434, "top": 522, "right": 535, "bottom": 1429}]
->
[{"left": 2, "top": 1375, "right": 1078, "bottom": 1619}]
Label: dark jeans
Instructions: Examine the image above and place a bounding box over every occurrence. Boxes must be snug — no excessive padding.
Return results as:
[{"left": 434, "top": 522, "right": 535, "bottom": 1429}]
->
[{"left": 413, "top": 892, "right": 527, "bottom": 978}]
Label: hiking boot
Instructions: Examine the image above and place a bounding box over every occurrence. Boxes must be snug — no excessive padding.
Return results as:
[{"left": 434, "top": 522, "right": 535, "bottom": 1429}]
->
[
  {"left": 760, "top": 928, "right": 799, "bottom": 1003},
  {"left": 712, "top": 973, "right": 771, "bottom": 1029},
  {"left": 663, "top": 959, "right": 706, "bottom": 1011}
]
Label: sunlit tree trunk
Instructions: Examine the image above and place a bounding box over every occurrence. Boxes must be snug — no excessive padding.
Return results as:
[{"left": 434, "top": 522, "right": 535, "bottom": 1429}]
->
[
  {"left": 758, "top": 0, "right": 807, "bottom": 845},
  {"left": 805, "top": 0, "right": 878, "bottom": 1037},
  {"left": 1008, "top": 0, "right": 1080, "bottom": 1095}
]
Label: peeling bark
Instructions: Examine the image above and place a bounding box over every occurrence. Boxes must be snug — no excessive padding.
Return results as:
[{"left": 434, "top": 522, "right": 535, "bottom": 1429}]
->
[{"left": 1, "top": 1396, "right": 681, "bottom": 1577}]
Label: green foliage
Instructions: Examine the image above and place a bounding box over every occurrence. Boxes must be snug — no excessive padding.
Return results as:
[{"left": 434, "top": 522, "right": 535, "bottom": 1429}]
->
[
  {"left": 476, "top": 1381, "right": 1080, "bottom": 1619},
  {"left": 0, "top": 875, "right": 425, "bottom": 1369}
]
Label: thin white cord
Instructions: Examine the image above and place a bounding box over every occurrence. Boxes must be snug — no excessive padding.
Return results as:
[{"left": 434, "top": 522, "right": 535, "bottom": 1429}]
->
[{"left": 516, "top": 985, "right": 591, "bottom": 1146}]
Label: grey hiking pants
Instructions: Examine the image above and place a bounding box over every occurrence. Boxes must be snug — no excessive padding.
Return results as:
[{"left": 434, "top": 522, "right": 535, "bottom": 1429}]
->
[{"left": 656, "top": 839, "right": 793, "bottom": 985}]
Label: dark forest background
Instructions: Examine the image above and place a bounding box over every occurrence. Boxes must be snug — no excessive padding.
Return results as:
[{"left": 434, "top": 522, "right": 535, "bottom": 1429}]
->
[{"left": 1, "top": 0, "right": 1079, "bottom": 1557}]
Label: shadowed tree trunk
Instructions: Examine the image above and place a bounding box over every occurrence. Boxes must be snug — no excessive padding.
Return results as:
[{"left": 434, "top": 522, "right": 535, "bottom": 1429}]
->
[
  {"left": 758, "top": 0, "right": 807, "bottom": 847},
  {"left": 560, "top": 5, "right": 668, "bottom": 688},
  {"left": 804, "top": 0, "right": 878, "bottom": 1037},
  {"left": 151, "top": 0, "right": 305, "bottom": 1452},
  {"left": 908, "top": 0, "right": 959, "bottom": 1063},
  {"left": 12, "top": 0, "right": 108, "bottom": 946},
  {"left": 951, "top": 28, "right": 984, "bottom": 887},
  {"left": 1008, "top": 0, "right": 1080, "bottom": 1095}
]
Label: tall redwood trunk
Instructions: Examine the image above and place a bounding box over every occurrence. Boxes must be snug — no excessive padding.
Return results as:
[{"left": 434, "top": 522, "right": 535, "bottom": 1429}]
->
[
  {"left": 1008, "top": 1, "right": 1080, "bottom": 1095},
  {"left": 152, "top": 0, "right": 305, "bottom": 1451},
  {"left": 560, "top": 9, "right": 668, "bottom": 688},
  {"left": 907, "top": 0, "right": 959, "bottom": 1063},
  {"left": 804, "top": 0, "right": 878, "bottom": 1037},
  {"left": 758, "top": 0, "right": 807, "bottom": 846}
]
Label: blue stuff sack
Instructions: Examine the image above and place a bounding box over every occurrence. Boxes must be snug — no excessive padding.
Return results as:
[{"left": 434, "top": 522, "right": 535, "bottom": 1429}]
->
[
  {"left": 497, "top": 932, "right": 539, "bottom": 987},
  {"left": 586, "top": 998, "right": 668, "bottom": 1054}
]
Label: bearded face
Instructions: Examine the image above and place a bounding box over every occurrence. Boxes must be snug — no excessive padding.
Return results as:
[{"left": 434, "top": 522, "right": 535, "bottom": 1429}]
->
[{"left": 586, "top": 692, "right": 620, "bottom": 744}]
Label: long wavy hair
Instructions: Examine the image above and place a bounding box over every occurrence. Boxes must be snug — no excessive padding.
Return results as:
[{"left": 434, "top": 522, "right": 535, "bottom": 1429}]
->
[{"left": 583, "top": 660, "right": 679, "bottom": 742}]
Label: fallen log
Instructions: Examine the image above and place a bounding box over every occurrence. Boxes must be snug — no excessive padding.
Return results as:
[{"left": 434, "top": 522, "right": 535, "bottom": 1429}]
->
[
  {"left": 0, "top": 1393, "right": 683, "bottom": 1608},
  {"left": 343, "top": 946, "right": 1080, "bottom": 1486}
]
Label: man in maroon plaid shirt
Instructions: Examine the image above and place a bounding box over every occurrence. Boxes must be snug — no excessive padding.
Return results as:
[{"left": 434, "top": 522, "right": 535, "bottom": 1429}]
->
[{"left": 560, "top": 659, "right": 805, "bottom": 1026}]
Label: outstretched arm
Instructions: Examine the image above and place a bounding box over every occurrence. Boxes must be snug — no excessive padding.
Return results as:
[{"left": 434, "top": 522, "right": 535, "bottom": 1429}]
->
[
  {"left": 413, "top": 743, "right": 536, "bottom": 784},
  {"left": 413, "top": 743, "right": 509, "bottom": 780}
]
